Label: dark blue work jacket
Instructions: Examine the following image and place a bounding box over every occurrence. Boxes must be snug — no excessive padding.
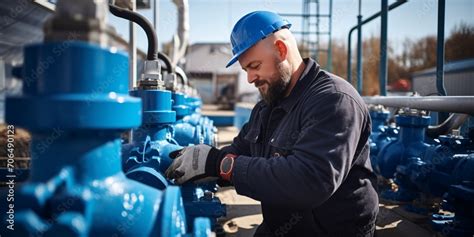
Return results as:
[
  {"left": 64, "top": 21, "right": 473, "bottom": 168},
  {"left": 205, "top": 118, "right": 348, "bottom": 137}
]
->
[{"left": 223, "top": 58, "right": 379, "bottom": 237}]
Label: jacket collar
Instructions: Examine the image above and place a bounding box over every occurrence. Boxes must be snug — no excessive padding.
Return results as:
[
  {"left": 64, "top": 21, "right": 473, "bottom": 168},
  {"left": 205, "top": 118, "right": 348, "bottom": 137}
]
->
[
  {"left": 277, "top": 58, "right": 320, "bottom": 113},
  {"left": 255, "top": 58, "right": 320, "bottom": 113}
]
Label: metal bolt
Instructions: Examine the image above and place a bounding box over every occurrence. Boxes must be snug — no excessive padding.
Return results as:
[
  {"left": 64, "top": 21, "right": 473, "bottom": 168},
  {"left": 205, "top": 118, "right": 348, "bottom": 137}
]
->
[{"left": 203, "top": 191, "right": 214, "bottom": 200}]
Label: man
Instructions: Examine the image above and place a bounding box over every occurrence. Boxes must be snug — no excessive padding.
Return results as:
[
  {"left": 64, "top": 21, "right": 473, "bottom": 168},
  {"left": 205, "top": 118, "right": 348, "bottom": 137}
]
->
[{"left": 165, "top": 11, "right": 379, "bottom": 236}]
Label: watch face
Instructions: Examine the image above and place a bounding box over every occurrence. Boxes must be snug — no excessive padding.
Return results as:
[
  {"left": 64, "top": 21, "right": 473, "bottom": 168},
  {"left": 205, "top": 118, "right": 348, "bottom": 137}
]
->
[{"left": 221, "top": 157, "right": 233, "bottom": 173}]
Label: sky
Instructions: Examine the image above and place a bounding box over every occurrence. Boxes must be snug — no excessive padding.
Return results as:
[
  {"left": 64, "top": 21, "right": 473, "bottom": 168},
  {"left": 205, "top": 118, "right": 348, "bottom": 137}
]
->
[{"left": 108, "top": 0, "right": 474, "bottom": 54}]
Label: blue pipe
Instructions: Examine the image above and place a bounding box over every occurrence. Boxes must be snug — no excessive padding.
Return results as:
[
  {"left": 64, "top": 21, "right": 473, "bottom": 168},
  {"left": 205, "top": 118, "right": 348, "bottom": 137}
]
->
[
  {"left": 347, "top": 29, "right": 353, "bottom": 85},
  {"left": 356, "top": 13, "right": 363, "bottom": 94},
  {"left": 123, "top": 89, "right": 180, "bottom": 189},
  {"left": 377, "top": 113, "right": 432, "bottom": 180},
  {"left": 379, "top": 0, "right": 388, "bottom": 96},
  {"left": 346, "top": 0, "right": 407, "bottom": 86},
  {"left": 1, "top": 41, "right": 189, "bottom": 236},
  {"left": 172, "top": 92, "right": 204, "bottom": 146},
  {"left": 327, "top": 0, "right": 333, "bottom": 72},
  {"left": 122, "top": 88, "right": 224, "bottom": 232},
  {"left": 436, "top": 0, "right": 447, "bottom": 96}
]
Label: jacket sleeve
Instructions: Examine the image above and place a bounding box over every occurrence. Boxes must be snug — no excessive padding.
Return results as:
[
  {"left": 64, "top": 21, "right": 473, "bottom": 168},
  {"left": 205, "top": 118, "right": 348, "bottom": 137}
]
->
[{"left": 232, "top": 92, "right": 368, "bottom": 209}]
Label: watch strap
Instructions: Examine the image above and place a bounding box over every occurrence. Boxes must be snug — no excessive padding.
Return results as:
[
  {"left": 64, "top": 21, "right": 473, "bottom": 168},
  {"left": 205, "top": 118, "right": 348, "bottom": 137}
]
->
[{"left": 219, "top": 154, "right": 237, "bottom": 181}]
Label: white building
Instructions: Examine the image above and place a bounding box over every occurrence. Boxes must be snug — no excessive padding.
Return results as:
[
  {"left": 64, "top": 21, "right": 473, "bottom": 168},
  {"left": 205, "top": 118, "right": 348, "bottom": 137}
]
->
[{"left": 184, "top": 43, "right": 258, "bottom": 104}]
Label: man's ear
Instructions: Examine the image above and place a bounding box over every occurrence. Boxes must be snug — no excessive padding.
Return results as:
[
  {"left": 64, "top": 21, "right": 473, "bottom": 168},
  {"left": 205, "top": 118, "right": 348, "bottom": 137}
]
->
[{"left": 274, "top": 39, "right": 288, "bottom": 61}]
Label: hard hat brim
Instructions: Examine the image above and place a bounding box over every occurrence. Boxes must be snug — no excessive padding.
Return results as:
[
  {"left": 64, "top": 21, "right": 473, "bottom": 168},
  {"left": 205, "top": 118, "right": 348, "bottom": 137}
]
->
[{"left": 226, "top": 49, "right": 245, "bottom": 68}]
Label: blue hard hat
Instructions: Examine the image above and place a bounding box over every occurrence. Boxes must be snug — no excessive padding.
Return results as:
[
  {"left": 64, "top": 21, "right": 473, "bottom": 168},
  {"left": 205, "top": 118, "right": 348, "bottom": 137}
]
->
[{"left": 226, "top": 11, "right": 291, "bottom": 68}]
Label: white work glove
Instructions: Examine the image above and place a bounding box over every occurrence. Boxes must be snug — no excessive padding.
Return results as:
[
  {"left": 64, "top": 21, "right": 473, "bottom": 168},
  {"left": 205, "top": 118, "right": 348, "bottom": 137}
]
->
[{"left": 165, "top": 144, "right": 227, "bottom": 184}]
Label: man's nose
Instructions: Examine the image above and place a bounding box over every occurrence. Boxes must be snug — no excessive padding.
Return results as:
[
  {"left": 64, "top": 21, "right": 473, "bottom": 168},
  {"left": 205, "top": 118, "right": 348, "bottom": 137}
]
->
[{"left": 247, "top": 72, "right": 258, "bottom": 84}]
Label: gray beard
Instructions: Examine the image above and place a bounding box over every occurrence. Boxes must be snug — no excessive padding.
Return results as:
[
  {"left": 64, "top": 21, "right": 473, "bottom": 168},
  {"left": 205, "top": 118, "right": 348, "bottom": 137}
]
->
[{"left": 260, "top": 62, "right": 292, "bottom": 105}]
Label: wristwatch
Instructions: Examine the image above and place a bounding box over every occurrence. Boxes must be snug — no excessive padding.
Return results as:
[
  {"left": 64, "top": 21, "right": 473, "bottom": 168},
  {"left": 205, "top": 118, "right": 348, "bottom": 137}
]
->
[{"left": 219, "top": 154, "right": 237, "bottom": 181}]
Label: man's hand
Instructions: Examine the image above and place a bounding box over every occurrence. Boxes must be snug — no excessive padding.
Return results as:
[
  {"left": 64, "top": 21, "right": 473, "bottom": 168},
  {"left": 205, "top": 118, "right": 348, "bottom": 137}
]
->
[{"left": 165, "top": 144, "right": 227, "bottom": 184}]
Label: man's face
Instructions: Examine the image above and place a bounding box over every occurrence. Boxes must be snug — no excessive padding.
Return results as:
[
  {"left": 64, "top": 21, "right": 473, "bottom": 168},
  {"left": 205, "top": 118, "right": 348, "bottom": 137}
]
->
[{"left": 238, "top": 41, "right": 292, "bottom": 105}]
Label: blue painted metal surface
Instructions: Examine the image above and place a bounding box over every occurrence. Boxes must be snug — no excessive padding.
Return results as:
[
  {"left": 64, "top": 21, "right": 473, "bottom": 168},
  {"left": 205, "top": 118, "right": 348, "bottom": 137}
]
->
[
  {"left": 432, "top": 179, "right": 474, "bottom": 237},
  {"left": 395, "top": 142, "right": 474, "bottom": 236},
  {"left": 370, "top": 108, "right": 474, "bottom": 236},
  {"left": 234, "top": 103, "right": 254, "bottom": 130},
  {"left": 377, "top": 111, "right": 432, "bottom": 181},
  {"left": 376, "top": 111, "right": 434, "bottom": 203},
  {"left": 207, "top": 115, "right": 234, "bottom": 127},
  {"left": 184, "top": 96, "right": 217, "bottom": 146},
  {"left": 122, "top": 88, "right": 225, "bottom": 232},
  {"left": 171, "top": 92, "right": 218, "bottom": 146},
  {"left": 122, "top": 89, "right": 180, "bottom": 190},
  {"left": 370, "top": 108, "right": 390, "bottom": 131},
  {"left": 186, "top": 96, "right": 203, "bottom": 114},
  {"left": 0, "top": 41, "right": 189, "bottom": 236},
  {"left": 192, "top": 218, "right": 212, "bottom": 237},
  {"left": 368, "top": 107, "right": 399, "bottom": 174},
  {"left": 171, "top": 92, "right": 204, "bottom": 146},
  {"left": 8, "top": 42, "right": 141, "bottom": 129},
  {"left": 181, "top": 184, "right": 226, "bottom": 233},
  {"left": 396, "top": 151, "right": 473, "bottom": 201},
  {"left": 122, "top": 89, "right": 181, "bottom": 189}
]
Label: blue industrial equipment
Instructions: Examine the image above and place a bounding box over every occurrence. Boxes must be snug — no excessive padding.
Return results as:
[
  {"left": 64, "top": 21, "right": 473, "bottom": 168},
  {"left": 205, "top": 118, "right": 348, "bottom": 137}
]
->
[
  {"left": 368, "top": 105, "right": 399, "bottom": 174},
  {"left": 187, "top": 95, "right": 203, "bottom": 112},
  {"left": 0, "top": 41, "right": 195, "bottom": 236},
  {"left": 122, "top": 82, "right": 225, "bottom": 232},
  {"left": 122, "top": 87, "right": 181, "bottom": 190},
  {"left": 376, "top": 109, "right": 434, "bottom": 201},
  {"left": 184, "top": 95, "right": 218, "bottom": 146},
  {"left": 171, "top": 91, "right": 204, "bottom": 146},
  {"left": 366, "top": 100, "right": 474, "bottom": 237},
  {"left": 109, "top": 2, "right": 223, "bottom": 231},
  {"left": 181, "top": 184, "right": 226, "bottom": 234},
  {"left": 432, "top": 176, "right": 474, "bottom": 237},
  {"left": 234, "top": 103, "right": 253, "bottom": 130},
  {"left": 169, "top": 90, "right": 217, "bottom": 146},
  {"left": 371, "top": 107, "right": 474, "bottom": 236},
  {"left": 395, "top": 152, "right": 473, "bottom": 203},
  {"left": 207, "top": 115, "right": 235, "bottom": 127},
  {"left": 394, "top": 142, "right": 474, "bottom": 237},
  {"left": 0, "top": 1, "right": 212, "bottom": 235},
  {"left": 192, "top": 218, "right": 213, "bottom": 237},
  {"left": 377, "top": 109, "right": 432, "bottom": 179}
]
